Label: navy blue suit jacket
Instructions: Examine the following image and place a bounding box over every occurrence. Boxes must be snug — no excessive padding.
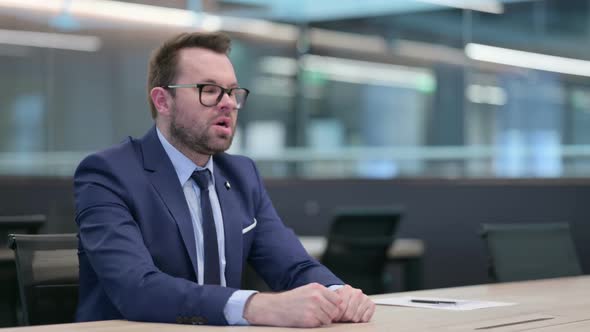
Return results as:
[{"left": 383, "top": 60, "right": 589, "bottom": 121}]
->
[{"left": 74, "top": 127, "right": 342, "bottom": 325}]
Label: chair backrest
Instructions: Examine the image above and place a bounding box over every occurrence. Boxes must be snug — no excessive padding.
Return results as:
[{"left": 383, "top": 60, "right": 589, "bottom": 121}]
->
[
  {"left": 0, "top": 215, "right": 46, "bottom": 247},
  {"left": 321, "top": 207, "right": 402, "bottom": 295},
  {"left": 0, "top": 215, "right": 46, "bottom": 327},
  {"left": 8, "top": 233, "right": 79, "bottom": 325},
  {"left": 481, "top": 222, "right": 582, "bottom": 283}
]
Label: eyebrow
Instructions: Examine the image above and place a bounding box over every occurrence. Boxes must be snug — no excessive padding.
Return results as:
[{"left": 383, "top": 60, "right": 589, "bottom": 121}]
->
[{"left": 199, "top": 79, "right": 239, "bottom": 88}]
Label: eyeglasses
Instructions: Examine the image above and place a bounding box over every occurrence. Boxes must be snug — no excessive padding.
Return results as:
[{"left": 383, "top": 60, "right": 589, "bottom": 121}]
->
[{"left": 166, "top": 83, "right": 250, "bottom": 109}]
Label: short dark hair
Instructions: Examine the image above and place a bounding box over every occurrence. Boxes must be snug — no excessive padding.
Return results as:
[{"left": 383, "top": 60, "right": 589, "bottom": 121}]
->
[{"left": 147, "top": 32, "right": 232, "bottom": 118}]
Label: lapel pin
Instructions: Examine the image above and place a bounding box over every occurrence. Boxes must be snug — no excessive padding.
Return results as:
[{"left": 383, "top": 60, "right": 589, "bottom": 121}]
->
[{"left": 224, "top": 181, "right": 231, "bottom": 190}]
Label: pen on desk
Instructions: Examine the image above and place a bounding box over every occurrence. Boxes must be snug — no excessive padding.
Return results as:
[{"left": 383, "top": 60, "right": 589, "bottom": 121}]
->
[{"left": 410, "top": 299, "right": 457, "bottom": 305}]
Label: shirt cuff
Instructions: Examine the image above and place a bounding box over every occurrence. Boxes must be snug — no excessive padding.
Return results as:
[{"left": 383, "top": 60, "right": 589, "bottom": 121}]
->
[
  {"left": 328, "top": 284, "right": 344, "bottom": 291},
  {"left": 223, "top": 290, "right": 258, "bottom": 325}
]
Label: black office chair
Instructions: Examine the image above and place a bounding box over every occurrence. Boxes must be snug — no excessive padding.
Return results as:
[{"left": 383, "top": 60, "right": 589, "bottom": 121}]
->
[
  {"left": 8, "top": 233, "right": 79, "bottom": 325},
  {"left": 321, "top": 207, "right": 402, "bottom": 295},
  {"left": 481, "top": 222, "right": 582, "bottom": 283},
  {"left": 0, "top": 214, "right": 46, "bottom": 327},
  {"left": 0, "top": 214, "right": 46, "bottom": 249}
]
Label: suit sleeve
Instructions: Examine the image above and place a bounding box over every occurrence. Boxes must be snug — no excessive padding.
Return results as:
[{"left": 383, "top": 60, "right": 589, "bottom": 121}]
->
[
  {"left": 244, "top": 158, "right": 343, "bottom": 290},
  {"left": 75, "top": 153, "right": 236, "bottom": 325}
]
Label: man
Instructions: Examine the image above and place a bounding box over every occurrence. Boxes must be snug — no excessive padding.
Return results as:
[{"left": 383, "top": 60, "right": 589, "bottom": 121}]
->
[{"left": 74, "top": 32, "right": 375, "bottom": 328}]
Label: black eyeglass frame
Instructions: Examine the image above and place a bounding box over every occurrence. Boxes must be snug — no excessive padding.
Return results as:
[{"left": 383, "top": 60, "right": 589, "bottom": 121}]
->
[{"left": 166, "top": 83, "right": 250, "bottom": 109}]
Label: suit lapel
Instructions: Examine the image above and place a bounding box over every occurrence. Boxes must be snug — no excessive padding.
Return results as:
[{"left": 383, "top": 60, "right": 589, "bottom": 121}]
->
[
  {"left": 213, "top": 162, "right": 243, "bottom": 288},
  {"left": 140, "top": 127, "right": 199, "bottom": 277}
]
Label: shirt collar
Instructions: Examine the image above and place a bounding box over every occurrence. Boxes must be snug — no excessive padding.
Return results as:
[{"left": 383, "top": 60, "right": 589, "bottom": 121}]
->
[{"left": 156, "top": 127, "right": 215, "bottom": 186}]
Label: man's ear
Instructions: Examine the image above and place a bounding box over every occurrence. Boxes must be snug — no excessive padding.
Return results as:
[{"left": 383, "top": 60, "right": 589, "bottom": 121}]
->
[{"left": 150, "top": 87, "right": 172, "bottom": 117}]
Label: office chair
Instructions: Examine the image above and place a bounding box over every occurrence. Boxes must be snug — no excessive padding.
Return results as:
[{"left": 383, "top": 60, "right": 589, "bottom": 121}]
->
[
  {"left": 8, "top": 233, "right": 79, "bottom": 325},
  {"left": 321, "top": 207, "right": 402, "bottom": 295},
  {"left": 0, "top": 214, "right": 46, "bottom": 247},
  {"left": 481, "top": 222, "right": 582, "bottom": 283},
  {"left": 0, "top": 214, "right": 46, "bottom": 327}
]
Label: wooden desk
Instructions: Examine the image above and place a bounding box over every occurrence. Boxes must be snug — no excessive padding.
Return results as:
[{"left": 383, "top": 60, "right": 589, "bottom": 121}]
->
[
  {"left": 300, "top": 236, "right": 425, "bottom": 291},
  {"left": 370, "top": 275, "right": 590, "bottom": 332},
  {"left": 3, "top": 276, "right": 588, "bottom": 331}
]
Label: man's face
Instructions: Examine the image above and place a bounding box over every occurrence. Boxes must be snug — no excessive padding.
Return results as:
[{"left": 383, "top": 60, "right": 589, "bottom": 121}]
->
[{"left": 168, "top": 47, "right": 239, "bottom": 156}]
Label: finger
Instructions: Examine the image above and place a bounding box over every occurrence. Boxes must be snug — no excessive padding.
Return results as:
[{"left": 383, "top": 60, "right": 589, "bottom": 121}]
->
[
  {"left": 342, "top": 299, "right": 356, "bottom": 321},
  {"left": 334, "top": 290, "right": 351, "bottom": 321},
  {"left": 317, "top": 293, "right": 342, "bottom": 321},
  {"left": 335, "top": 298, "right": 349, "bottom": 321},
  {"left": 350, "top": 290, "right": 368, "bottom": 323},
  {"left": 306, "top": 287, "right": 340, "bottom": 323},
  {"left": 307, "top": 283, "right": 341, "bottom": 319},
  {"left": 304, "top": 293, "right": 333, "bottom": 327},
  {"left": 343, "top": 289, "right": 363, "bottom": 321},
  {"left": 335, "top": 286, "right": 353, "bottom": 312},
  {"left": 322, "top": 287, "right": 343, "bottom": 307},
  {"left": 352, "top": 295, "right": 372, "bottom": 322},
  {"left": 301, "top": 314, "right": 323, "bottom": 328},
  {"left": 361, "top": 301, "right": 376, "bottom": 322},
  {"left": 314, "top": 307, "right": 333, "bottom": 326}
]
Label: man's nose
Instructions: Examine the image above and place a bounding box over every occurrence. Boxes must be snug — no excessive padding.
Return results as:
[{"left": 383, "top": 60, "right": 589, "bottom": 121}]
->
[{"left": 217, "top": 91, "right": 237, "bottom": 111}]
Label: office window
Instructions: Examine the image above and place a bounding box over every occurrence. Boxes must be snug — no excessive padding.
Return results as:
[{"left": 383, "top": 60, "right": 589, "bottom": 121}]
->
[{"left": 1, "top": 0, "right": 590, "bottom": 178}]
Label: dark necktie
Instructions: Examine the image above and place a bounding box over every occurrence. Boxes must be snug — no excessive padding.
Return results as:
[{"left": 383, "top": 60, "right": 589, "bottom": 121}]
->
[{"left": 191, "top": 169, "right": 221, "bottom": 285}]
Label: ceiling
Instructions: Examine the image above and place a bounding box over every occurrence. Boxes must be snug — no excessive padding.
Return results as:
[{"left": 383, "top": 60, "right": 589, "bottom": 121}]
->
[
  {"left": 1, "top": 0, "right": 589, "bottom": 61},
  {"left": 210, "top": 0, "right": 538, "bottom": 22},
  {"left": 200, "top": 0, "right": 590, "bottom": 59}
]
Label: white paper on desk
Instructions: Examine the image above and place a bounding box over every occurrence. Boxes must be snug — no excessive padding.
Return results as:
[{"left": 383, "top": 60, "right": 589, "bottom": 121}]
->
[{"left": 373, "top": 296, "right": 515, "bottom": 311}]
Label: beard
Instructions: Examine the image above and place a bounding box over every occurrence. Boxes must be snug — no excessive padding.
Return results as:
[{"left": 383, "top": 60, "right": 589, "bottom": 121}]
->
[{"left": 169, "top": 106, "right": 234, "bottom": 156}]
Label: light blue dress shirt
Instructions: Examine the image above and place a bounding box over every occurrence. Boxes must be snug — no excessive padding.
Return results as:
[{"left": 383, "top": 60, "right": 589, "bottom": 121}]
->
[{"left": 156, "top": 128, "right": 255, "bottom": 325}]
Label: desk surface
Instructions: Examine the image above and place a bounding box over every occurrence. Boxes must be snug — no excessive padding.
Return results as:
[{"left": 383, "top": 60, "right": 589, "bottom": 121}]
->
[{"left": 3, "top": 276, "right": 588, "bottom": 332}]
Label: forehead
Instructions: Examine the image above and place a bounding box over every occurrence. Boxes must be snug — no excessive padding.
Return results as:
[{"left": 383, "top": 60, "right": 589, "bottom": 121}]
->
[{"left": 176, "top": 47, "right": 237, "bottom": 84}]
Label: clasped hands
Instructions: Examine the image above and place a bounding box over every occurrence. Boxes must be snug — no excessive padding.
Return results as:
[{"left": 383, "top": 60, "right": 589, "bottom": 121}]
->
[{"left": 243, "top": 283, "right": 375, "bottom": 328}]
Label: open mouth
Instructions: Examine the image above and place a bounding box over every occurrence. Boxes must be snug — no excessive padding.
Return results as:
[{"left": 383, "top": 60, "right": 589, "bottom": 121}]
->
[
  {"left": 212, "top": 118, "right": 232, "bottom": 136},
  {"left": 215, "top": 118, "right": 230, "bottom": 128}
]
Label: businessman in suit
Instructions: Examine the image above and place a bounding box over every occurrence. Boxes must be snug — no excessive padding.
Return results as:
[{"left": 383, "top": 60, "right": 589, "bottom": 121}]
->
[{"left": 74, "top": 32, "right": 374, "bottom": 327}]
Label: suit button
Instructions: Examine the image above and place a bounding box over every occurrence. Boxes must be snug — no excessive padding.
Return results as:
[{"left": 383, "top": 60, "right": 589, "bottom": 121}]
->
[{"left": 191, "top": 316, "right": 207, "bottom": 325}]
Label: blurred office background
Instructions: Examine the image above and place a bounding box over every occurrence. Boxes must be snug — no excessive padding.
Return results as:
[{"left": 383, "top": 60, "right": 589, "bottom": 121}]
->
[
  {"left": 1, "top": 0, "right": 589, "bottom": 322},
  {"left": 3, "top": 0, "right": 590, "bottom": 178}
]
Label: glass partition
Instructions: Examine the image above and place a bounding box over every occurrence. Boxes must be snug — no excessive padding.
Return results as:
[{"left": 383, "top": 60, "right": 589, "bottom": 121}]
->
[{"left": 1, "top": 0, "right": 589, "bottom": 178}]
